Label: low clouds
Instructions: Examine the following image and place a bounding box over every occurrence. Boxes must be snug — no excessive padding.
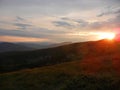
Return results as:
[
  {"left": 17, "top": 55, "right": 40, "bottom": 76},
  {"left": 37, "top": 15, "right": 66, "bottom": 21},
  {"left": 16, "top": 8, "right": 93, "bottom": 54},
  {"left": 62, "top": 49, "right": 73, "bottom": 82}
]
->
[
  {"left": 0, "top": 28, "right": 51, "bottom": 38},
  {"left": 89, "top": 14, "right": 120, "bottom": 31},
  {"left": 53, "top": 13, "right": 120, "bottom": 31},
  {"left": 14, "top": 16, "right": 32, "bottom": 29},
  {"left": 53, "top": 17, "right": 89, "bottom": 29},
  {"left": 16, "top": 16, "right": 25, "bottom": 21},
  {"left": 1, "top": 14, "right": 119, "bottom": 42},
  {"left": 0, "top": 26, "right": 73, "bottom": 41},
  {"left": 74, "top": 19, "right": 88, "bottom": 27},
  {"left": 14, "top": 23, "right": 32, "bottom": 29},
  {"left": 53, "top": 21, "right": 74, "bottom": 28},
  {"left": 1, "top": 0, "right": 119, "bottom": 16},
  {"left": 0, "top": 35, "right": 49, "bottom": 42},
  {"left": 0, "top": 0, "right": 120, "bottom": 42},
  {"left": 109, "top": 14, "right": 120, "bottom": 27},
  {"left": 97, "top": 7, "right": 120, "bottom": 17}
]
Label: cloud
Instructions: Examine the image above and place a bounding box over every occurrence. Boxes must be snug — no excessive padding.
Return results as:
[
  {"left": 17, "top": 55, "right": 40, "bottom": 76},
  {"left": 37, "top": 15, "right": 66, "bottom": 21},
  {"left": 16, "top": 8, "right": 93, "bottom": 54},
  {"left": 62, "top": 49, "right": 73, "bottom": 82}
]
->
[
  {"left": 14, "top": 23, "right": 32, "bottom": 29},
  {"left": 0, "top": 28, "right": 49, "bottom": 38},
  {"left": 16, "top": 16, "right": 25, "bottom": 21},
  {"left": 0, "top": 0, "right": 120, "bottom": 42},
  {"left": 53, "top": 21, "right": 74, "bottom": 28},
  {"left": 89, "top": 22, "right": 104, "bottom": 30},
  {"left": 0, "top": 27, "right": 80, "bottom": 42},
  {"left": 74, "top": 19, "right": 88, "bottom": 27},
  {"left": 61, "top": 17, "right": 71, "bottom": 21},
  {"left": 0, "top": 27, "right": 71, "bottom": 39},
  {"left": 56, "top": 17, "right": 88, "bottom": 28},
  {"left": 1, "top": 0, "right": 119, "bottom": 16},
  {"left": 0, "top": 35, "right": 49, "bottom": 42},
  {"left": 97, "top": 7, "right": 120, "bottom": 17},
  {"left": 89, "top": 14, "right": 120, "bottom": 31},
  {"left": 59, "top": 13, "right": 120, "bottom": 30},
  {"left": 109, "top": 14, "right": 120, "bottom": 27},
  {"left": 13, "top": 16, "right": 33, "bottom": 29}
]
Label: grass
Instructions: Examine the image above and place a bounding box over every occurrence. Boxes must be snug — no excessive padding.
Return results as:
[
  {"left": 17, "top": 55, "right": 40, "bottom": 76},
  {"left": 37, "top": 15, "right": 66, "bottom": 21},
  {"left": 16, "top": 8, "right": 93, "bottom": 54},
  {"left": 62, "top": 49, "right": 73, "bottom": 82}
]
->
[
  {"left": 1, "top": 40, "right": 120, "bottom": 90},
  {"left": 0, "top": 60, "right": 120, "bottom": 90}
]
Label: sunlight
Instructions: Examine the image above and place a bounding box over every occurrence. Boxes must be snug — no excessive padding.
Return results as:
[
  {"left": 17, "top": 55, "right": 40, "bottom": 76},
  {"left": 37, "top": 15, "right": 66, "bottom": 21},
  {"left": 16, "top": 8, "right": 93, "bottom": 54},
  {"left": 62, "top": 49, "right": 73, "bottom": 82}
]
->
[{"left": 98, "top": 32, "right": 115, "bottom": 40}]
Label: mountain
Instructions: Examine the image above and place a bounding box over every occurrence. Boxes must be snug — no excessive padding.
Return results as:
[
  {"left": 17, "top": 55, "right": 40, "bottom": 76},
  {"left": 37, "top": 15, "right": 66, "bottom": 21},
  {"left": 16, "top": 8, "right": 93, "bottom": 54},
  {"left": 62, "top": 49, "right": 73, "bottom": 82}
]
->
[{"left": 0, "top": 42, "right": 34, "bottom": 53}]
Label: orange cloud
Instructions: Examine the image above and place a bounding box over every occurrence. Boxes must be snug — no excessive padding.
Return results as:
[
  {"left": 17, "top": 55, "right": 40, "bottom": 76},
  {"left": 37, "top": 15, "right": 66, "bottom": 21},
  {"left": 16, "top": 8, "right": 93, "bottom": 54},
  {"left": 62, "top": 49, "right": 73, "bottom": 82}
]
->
[{"left": 0, "top": 36, "right": 49, "bottom": 42}]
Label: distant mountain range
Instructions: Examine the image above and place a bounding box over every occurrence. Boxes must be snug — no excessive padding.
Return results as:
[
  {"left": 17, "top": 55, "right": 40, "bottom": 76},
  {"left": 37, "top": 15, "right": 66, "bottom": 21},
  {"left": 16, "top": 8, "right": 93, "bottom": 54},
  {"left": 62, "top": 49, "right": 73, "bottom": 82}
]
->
[
  {"left": 0, "top": 42, "right": 72, "bottom": 53},
  {"left": 18, "top": 42, "right": 72, "bottom": 49},
  {"left": 0, "top": 42, "right": 34, "bottom": 53}
]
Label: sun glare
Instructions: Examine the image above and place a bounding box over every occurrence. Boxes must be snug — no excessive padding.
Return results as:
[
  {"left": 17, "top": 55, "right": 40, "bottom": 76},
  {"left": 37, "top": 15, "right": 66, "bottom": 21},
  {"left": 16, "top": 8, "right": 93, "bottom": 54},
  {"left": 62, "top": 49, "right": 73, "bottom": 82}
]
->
[{"left": 98, "top": 32, "right": 115, "bottom": 40}]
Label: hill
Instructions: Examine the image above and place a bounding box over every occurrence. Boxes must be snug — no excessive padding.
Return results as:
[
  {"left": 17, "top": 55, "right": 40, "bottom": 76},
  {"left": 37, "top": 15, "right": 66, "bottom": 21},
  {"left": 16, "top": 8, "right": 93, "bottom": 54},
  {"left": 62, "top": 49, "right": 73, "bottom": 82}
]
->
[
  {"left": 0, "top": 60, "right": 120, "bottom": 90},
  {"left": 18, "top": 42, "right": 72, "bottom": 49},
  {"left": 0, "top": 42, "right": 34, "bottom": 53},
  {"left": 0, "top": 39, "right": 120, "bottom": 74},
  {"left": 0, "top": 39, "right": 120, "bottom": 90}
]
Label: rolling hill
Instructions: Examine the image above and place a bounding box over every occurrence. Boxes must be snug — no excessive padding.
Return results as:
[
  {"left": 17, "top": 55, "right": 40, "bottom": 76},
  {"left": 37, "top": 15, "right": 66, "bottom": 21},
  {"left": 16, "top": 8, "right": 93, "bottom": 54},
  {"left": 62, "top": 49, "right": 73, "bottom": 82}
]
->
[
  {"left": 18, "top": 42, "right": 72, "bottom": 49},
  {"left": 0, "top": 39, "right": 120, "bottom": 90},
  {"left": 0, "top": 42, "right": 72, "bottom": 53},
  {"left": 0, "top": 39, "right": 120, "bottom": 74}
]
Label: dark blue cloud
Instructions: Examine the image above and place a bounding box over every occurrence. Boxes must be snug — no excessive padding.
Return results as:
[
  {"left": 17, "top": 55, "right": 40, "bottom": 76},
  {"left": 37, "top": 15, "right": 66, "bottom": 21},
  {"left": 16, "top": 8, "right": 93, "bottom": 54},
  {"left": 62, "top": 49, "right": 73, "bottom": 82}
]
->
[
  {"left": 53, "top": 21, "right": 73, "bottom": 28},
  {"left": 74, "top": 19, "right": 88, "bottom": 27},
  {"left": 0, "top": 27, "right": 69, "bottom": 39},
  {"left": 14, "top": 23, "right": 32, "bottom": 29},
  {"left": 16, "top": 16, "right": 25, "bottom": 21},
  {"left": 56, "top": 17, "right": 88, "bottom": 28}
]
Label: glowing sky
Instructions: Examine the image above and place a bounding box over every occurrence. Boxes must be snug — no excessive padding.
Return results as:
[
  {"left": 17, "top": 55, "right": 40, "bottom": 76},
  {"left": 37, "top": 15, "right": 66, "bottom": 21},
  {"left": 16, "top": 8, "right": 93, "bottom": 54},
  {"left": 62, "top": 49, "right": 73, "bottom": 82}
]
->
[{"left": 0, "top": 0, "right": 120, "bottom": 42}]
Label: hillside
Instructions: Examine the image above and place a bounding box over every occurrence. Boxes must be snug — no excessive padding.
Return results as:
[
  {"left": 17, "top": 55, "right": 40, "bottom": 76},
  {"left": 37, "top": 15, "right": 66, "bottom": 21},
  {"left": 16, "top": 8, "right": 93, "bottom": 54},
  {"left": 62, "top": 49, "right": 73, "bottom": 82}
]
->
[
  {"left": 18, "top": 42, "right": 72, "bottom": 49},
  {"left": 0, "top": 60, "right": 120, "bottom": 90},
  {"left": 0, "top": 42, "right": 34, "bottom": 53},
  {"left": 0, "top": 39, "right": 120, "bottom": 90},
  {"left": 0, "top": 39, "right": 120, "bottom": 73}
]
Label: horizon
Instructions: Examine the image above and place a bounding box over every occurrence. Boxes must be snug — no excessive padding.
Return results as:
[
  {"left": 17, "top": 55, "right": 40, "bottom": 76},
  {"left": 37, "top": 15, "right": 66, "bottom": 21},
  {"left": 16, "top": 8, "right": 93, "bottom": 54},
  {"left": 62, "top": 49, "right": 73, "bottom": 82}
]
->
[{"left": 0, "top": 38, "right": 117, "bottom": 44}]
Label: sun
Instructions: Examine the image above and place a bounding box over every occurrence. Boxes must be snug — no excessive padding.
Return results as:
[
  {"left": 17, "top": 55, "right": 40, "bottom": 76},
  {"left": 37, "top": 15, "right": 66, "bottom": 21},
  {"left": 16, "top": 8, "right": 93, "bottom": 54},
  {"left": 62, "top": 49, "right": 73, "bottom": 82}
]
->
[{"left": 98, "top": 32, "right": 115, "bottom": 40}]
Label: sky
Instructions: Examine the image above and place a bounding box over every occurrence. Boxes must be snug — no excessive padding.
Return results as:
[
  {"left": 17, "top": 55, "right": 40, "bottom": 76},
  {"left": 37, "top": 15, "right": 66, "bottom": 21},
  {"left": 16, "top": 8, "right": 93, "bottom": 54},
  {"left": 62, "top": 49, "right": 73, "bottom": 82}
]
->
[{"left": 0, "top": 0, "right": 120, "bottom": 42}]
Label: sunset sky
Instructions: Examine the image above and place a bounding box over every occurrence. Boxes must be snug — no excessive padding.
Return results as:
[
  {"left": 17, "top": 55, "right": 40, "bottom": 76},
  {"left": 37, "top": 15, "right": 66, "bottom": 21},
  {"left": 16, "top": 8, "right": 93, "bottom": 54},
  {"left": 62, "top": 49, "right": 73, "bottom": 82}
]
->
[{"left": 0, "top": 0, "right": 120, "bottom": 42}]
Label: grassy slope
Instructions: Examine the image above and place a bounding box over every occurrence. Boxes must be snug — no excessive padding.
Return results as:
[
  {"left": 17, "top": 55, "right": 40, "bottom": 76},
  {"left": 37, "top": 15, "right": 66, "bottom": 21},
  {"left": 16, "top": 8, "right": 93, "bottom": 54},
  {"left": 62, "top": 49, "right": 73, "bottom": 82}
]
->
[
  {"left": 1, "top": 40, "right": 120, "bottom": 90},
  {"left": 0, "top": 60, "right": 120, "bottom": 90},
  {"left": 1, "top": 39, "right": 120, "bottom": 73}
]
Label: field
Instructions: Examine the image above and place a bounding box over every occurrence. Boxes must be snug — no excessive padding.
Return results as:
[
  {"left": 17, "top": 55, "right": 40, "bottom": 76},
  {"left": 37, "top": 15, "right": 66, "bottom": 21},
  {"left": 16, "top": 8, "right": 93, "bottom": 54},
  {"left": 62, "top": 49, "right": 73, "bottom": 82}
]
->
[{"left": 1, "top": 60, "right": 120, "bottom": 90}]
